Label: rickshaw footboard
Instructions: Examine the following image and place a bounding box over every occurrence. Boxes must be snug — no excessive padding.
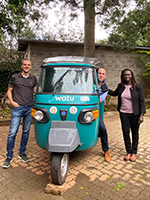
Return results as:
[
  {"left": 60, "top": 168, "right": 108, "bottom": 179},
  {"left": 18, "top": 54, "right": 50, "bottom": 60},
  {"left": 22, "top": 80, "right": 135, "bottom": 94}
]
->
[{"left": 46, "top": 121, "right": 80, "bottom": 153}]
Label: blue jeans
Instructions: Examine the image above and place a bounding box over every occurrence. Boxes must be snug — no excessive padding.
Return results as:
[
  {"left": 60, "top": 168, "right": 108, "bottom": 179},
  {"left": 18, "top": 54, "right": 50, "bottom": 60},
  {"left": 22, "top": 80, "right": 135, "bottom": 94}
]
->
[
  {"left": 99, "top": 116, "right": 109, "bottom": 152},
  {"left": 6, "top": 105, "right": 33, "bottom": 159}
]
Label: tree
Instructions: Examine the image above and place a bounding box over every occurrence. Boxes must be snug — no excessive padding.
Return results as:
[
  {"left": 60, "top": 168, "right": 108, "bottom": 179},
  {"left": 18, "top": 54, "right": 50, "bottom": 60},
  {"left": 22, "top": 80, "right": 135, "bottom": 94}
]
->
[
  {"left": 108, "top": 1, "right": 150, "bottom": 47},
  {"left": 2, "top": 0, "right": 146, "bottom": 57},
  {"left": 0, "top": 0, "right": 48, "bottom": 40},
  {"left": 0, "top": 36, "right": 24, "bottom": 103},
  {"left": 0, "top": 42, "right": 23, "bottom": 71},
  {"left": 135, "top": 50, "right": 150, "bottom": 79},
  {"left": 51, "top": 0, "right": 130, "bottom": 57},
  {"left": 84, "top": 0, "right": 95, "bottom": 57}
]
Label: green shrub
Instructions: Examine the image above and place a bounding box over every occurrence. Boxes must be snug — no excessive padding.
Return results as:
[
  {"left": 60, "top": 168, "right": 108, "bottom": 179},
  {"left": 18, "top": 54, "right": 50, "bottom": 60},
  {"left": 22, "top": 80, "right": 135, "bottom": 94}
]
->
[
  {"left": 0, "top": 69, "right": 21, "bottom": 103},
  {"left": 134, "top": 50, "right": 150, "bottom": 78}
]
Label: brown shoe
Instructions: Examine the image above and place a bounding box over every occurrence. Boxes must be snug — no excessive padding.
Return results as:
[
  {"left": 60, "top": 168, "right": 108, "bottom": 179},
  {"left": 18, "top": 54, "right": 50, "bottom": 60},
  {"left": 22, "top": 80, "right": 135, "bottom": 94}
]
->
[
  {"left": 104, "top": 150, "right": 111, "bottom": 162},
  {"left": 130, "top": 154, "right": 137, "bottom": 162},
  {"left": 124, "top": 154, "right": 131, "bottom": 161}
]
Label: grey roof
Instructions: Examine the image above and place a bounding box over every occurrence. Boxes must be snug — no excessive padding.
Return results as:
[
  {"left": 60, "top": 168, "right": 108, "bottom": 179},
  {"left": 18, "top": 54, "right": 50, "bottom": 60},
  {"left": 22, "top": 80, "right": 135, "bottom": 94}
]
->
[
  {"left": 18, "top": 39, "right": 150, "bottom": 52},
  {"left": 18, "top": 39, "right": 84, "bottom": 51},
  {"left": 43, "top": 56, "right": 103, "bottom": 69}
]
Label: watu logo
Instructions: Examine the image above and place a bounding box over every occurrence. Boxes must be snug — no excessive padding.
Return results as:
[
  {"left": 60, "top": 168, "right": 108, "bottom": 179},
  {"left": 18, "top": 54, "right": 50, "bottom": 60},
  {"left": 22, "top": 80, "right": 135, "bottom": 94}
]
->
[{"left": 55, "top": 96, "right": 74, "bottom": 101}]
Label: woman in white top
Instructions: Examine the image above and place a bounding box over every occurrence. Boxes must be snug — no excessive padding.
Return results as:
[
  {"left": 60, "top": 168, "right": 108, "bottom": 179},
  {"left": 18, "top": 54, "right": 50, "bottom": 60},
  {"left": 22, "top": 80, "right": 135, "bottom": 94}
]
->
[{"left": 108, "top": 69, "right": 146, "bottom": 162}]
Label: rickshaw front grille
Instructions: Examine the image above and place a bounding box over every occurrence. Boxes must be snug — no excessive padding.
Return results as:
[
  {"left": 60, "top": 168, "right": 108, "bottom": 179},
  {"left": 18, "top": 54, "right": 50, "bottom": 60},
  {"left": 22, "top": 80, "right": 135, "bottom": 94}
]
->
[{"left": 51, "top": 121, "right": 76, "bottom": 129}]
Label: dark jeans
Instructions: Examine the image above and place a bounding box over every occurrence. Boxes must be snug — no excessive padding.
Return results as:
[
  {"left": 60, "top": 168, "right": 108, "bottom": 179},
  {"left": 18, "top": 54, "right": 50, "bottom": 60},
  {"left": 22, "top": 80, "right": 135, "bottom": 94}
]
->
[
  {"left": 99, "top": 116, "right": 109, "bottom": 152},
  {"left": 120, "top": 112, "right": 140, "bottom": 154},
  {"left": 6, "top": 105, "right": 33, "bottom": 159}
]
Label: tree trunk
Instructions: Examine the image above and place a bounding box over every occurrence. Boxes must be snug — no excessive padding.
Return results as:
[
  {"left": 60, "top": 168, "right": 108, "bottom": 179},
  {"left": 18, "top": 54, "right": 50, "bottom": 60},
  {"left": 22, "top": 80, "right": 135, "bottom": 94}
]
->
[{"left": 84, "top": 0, "right": 95, "bottom": 58}]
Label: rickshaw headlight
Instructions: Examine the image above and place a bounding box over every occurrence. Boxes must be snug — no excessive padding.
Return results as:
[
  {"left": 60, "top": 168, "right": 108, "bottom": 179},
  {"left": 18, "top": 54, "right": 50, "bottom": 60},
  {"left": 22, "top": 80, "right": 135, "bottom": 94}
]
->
[
  {"left": 31, "top": 107, "right": 50, "bottom": 123},
  {"left": 84, "top": 112, "right": 94, "bottom": 123},
  {"left": 78, "top": 107, "right": 99, "bottom": 124},
  {"left": 34, "top": 110, "right": 44, "bottom": 121}
]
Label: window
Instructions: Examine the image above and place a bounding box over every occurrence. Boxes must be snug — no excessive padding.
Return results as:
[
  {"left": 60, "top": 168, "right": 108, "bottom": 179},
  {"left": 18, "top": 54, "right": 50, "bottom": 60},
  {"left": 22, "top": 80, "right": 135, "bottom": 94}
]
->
[{"left": 37, "top": 66, "right": 96, "bottom": 94}]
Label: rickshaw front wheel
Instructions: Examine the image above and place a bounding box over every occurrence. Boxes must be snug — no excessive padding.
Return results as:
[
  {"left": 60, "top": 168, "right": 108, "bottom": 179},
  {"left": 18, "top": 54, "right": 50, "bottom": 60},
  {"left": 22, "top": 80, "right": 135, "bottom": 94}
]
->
[{"left": 51, "top": 153, "right": 69, "bottom": 185}]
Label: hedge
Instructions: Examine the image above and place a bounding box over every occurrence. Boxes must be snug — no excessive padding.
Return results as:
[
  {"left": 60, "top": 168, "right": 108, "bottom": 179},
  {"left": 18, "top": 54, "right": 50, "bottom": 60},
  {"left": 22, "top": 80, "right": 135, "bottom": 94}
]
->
[{"left": 0, "top": 69, "right": 21, "bottom": 100}]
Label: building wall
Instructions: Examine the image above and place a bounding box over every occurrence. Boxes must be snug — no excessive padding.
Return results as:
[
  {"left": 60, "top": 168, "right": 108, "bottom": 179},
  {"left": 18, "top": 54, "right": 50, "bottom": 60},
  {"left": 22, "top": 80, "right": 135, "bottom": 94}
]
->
[
  {"left": 95, "top": 47, "right": 150, "bottom": 94},
  {"left": 26, "top": 42, "right": 84, "bottom": 78},
  {"left": 25, "top": 42, "right": 150, "bottom": 99}
]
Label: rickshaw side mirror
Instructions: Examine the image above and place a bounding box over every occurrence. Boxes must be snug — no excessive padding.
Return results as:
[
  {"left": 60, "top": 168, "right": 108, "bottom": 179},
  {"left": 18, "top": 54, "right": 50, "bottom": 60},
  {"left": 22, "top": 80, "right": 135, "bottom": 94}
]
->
[{"left": 101, "top": 83, "right": 108, "bottom": 93}]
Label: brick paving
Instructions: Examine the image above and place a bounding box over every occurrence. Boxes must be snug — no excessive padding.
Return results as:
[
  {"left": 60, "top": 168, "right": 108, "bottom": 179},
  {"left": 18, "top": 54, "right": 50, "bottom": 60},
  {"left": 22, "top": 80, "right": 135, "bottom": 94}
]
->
[{"left": 0, "top": 110, "right": 150, "bottom": 199}]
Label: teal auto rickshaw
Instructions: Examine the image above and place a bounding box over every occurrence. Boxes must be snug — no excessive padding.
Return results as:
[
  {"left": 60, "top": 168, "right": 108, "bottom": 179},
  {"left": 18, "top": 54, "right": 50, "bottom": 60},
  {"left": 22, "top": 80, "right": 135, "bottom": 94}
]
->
[{"left": 31, "top": 56, "right": 105, "bottom": 185}]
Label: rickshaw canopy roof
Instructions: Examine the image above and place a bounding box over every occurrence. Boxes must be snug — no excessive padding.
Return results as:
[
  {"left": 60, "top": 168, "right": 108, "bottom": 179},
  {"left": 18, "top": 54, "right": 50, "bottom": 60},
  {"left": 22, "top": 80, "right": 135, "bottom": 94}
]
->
[{"left": 43, "top": 56, "right": 103, "bottom": 69}]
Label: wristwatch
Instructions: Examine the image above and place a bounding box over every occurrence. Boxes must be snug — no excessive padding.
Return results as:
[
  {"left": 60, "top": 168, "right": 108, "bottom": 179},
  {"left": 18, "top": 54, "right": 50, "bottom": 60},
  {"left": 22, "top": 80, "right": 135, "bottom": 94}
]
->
[{"left": 141, "top": 113, "right": 144, "bottom": 115}]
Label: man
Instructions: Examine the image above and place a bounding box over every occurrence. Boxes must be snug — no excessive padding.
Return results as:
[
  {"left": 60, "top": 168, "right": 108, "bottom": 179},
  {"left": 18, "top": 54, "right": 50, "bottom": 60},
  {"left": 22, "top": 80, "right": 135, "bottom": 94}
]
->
[
  {"left": 97, "top": 68, "right": 111, "bottom": 162},
  {"left": 2, "top": 59, "right": 37, "bottom": 168}
]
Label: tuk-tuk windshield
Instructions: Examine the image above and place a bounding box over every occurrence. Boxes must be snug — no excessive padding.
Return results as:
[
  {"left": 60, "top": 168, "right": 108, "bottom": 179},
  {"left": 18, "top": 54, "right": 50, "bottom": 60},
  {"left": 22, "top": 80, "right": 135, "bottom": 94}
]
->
[{"left": 37, "top": 66, "right": 97, "bottom": 94}]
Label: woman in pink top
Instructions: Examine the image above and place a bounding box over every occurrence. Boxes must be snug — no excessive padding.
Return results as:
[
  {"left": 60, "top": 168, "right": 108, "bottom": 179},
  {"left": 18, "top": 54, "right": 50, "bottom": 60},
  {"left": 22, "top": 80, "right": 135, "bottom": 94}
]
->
[{"left": 108, "top": 69, "right": 146, "bottom": 162}]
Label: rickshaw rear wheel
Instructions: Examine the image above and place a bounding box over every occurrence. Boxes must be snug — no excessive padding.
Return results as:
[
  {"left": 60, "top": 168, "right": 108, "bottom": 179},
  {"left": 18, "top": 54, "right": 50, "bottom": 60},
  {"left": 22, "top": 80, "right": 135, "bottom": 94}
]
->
[{"left": 51, "top": 153, "right": 69, "bottom": 185}]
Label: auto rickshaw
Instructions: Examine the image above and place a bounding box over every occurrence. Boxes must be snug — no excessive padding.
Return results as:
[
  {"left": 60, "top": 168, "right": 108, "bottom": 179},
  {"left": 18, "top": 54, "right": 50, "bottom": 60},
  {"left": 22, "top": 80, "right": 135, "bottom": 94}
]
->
[{"left": 31, "top": 56, "right": 105, "bottom": 185}]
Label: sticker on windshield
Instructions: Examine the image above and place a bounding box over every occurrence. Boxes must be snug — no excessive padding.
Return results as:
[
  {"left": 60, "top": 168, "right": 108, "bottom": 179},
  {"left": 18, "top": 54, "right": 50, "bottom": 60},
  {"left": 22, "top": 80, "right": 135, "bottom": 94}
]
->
[{"left": 80, "top": 96, "right": 90, "bottom": 101}]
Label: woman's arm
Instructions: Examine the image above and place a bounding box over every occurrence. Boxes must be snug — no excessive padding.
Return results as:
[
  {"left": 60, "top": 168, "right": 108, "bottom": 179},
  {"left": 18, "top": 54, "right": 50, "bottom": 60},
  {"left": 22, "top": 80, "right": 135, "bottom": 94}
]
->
[
  {"left": 138, "top": 114, "right": 144, "bottom": 124},
  {"left": 108, "top": 85, "right": 119, "bottom": 97},
  {"left": 138, "top": 84, "right": 146, "bottom": 124}
]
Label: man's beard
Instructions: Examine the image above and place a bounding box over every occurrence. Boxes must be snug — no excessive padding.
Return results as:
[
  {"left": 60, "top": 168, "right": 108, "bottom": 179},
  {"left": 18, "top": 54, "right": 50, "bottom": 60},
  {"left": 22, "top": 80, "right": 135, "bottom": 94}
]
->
[{"left": 23, "top": 69, "right": 30, "bottom": 73}]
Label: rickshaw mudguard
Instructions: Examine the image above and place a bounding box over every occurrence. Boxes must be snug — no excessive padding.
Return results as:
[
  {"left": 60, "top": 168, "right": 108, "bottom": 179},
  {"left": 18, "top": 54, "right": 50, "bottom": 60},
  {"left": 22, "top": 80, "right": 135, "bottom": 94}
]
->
[{"left": 46, "top": 121, "right": 81, "bottom": 153}]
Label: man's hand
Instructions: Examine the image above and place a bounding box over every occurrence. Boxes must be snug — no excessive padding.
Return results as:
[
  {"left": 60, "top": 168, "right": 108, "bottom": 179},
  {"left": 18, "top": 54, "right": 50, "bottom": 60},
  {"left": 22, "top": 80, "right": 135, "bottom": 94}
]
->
[
  {"left": 11, "top": 101, "right": 19, "bottom": 108},
  {"left": 138, "top": 114, "right": 144, "bottom": 124},
  {"left": 7, "top": 86, "right": 19, "bottom": 108}
]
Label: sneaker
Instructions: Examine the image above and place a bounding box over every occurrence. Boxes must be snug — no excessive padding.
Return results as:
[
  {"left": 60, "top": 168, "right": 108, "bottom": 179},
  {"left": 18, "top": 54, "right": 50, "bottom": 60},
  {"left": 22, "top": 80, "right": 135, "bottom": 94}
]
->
[
  {"left": 2, "top": 158, "right": 12, "bottom": 169},
  {"left": 18, "top": 153, "right": 29, "bottom": 163}
]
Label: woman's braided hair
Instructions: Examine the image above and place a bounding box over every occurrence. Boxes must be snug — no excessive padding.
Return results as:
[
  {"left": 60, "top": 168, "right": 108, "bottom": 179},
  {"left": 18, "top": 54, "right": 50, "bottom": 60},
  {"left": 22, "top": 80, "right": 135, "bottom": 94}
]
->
[{"left": 121, "top": 68, "right": 136, "bottom": 88}]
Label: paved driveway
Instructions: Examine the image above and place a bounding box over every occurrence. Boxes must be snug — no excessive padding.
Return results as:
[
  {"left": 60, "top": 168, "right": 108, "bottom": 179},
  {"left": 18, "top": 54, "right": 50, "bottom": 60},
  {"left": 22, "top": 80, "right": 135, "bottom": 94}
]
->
[{"left": 0, "top": 111, "right": 150, "bottom": 200}]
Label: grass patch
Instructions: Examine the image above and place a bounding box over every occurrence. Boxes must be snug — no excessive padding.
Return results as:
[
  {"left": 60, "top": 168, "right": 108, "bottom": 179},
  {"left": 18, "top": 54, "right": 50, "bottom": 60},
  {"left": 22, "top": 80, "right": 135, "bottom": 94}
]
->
[
  {"left": 0, "top": 104, "right": 12, "bottom": 119},
  {"left": 146, "top": 102, "right": 150, "bottom": 109}
]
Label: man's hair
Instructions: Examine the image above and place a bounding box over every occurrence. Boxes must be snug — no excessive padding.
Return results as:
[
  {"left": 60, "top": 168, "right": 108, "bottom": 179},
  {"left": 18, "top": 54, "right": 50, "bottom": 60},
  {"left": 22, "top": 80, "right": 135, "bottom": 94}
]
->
[
  {"left": 121, "top": 68, "right": 136, "bottom": 88},
  {"left": 96, "top": 67, "right": 106, "bottom": 74},
  {"left": 22, "top": 59, "right": 31, "bottom": 65}
]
